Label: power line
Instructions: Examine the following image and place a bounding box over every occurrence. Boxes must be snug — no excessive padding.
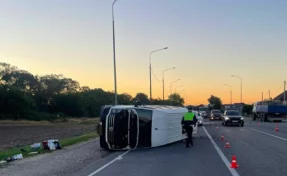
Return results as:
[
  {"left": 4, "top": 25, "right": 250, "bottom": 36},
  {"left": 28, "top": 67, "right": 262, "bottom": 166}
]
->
[
  {"left": 191, "top": 91, "right": 230, "bottom": 95},
  {"left": 275, "top": 83, "right": 284, "bottom": 96},
  {"left": 151, "top": 68, "right": 161, "bottom": 83}
]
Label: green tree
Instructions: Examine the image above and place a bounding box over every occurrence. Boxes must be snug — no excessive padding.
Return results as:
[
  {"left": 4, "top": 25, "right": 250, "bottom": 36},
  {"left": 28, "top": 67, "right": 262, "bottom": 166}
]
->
[
  {"left": 242, "top": 104, "right": 253, "bottom": 114},
  {"left": 0, "top": 62, "right": 190, "bottom": 120},
  {"left": 118, "top": 93, "right": 133, "bottom": 105},
  {"left": 0, "top": 85, "right": 30, "bottom": 120},
  {"left": 207, "top": 95, "right": 222, "bottom": 110},
  {"left": 168, "top": 93, "right": 185, "bottom": 106},
  {"left": 132, "top": 92, "right": 150, "bottom": 105}
]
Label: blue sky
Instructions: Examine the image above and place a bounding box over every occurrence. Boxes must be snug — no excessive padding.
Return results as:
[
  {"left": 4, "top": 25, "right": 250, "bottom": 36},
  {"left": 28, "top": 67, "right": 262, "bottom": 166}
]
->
[{"left": 1, "top": 0, "right": 287, "bottom": 104}]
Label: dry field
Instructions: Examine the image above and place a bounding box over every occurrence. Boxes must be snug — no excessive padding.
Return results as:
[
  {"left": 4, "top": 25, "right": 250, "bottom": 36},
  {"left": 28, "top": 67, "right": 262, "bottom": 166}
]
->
[{"left": 0, "top": 118, "right": 99, "bottom": 151}]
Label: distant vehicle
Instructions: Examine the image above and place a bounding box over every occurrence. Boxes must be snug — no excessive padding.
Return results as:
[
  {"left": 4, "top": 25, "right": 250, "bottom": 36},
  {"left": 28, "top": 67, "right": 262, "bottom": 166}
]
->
[
  {"left": 193, "top": 110, "right": 203, "bottom": 126},
  {"left": 252, "top": 101, "right": 287, "bottom": 122},
  {"left": 199, "top": 107, "right": 209, "bottom": 118},
  {"left": 222, "top": 110, "right": 244, "bottom": 127},
  {"left": 98, "top": 105, "right": 199, "bottom": 150},
  {"left": 210, "top": 109, "right": 223, "bottom": 121}
]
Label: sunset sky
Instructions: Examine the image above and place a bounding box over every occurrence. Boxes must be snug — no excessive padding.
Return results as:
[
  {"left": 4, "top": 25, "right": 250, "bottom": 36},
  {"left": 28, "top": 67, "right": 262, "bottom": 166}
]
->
[{"left": 1, "top": 0, "right": 287, "bottom": 105}]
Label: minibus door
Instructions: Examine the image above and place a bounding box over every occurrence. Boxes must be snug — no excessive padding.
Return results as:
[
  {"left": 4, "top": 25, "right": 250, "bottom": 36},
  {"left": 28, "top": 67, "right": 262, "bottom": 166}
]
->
[{"left": 128, "top": 109, "right": 139, "bottom": 149}]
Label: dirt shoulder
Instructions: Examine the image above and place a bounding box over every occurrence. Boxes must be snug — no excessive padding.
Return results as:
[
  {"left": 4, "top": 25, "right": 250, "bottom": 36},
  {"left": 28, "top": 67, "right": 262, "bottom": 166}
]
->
[{"left": 0, "top": 138, "right": 111, "bottom": 176}]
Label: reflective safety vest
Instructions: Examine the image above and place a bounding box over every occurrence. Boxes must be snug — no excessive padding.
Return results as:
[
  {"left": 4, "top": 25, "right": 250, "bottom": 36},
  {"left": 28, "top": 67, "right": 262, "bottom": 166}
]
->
[{"left": 184, "top": 112, "right": 195, "bottom": 121}]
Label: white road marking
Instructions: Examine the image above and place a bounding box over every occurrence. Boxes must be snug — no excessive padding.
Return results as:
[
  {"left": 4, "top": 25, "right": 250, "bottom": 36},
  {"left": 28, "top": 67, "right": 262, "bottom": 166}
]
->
[
  {"left": 87, "top": 150, "right": 130, "bottom": 176},
  {"left": 203, "top": 127, "right": 240, "bottom": 176},
  {"left": 249, "top": 128, "right": 287, "bottom": 141}
]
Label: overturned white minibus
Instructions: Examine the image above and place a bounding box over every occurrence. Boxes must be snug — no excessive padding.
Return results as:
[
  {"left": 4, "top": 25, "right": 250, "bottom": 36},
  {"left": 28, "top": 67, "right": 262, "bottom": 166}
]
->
[{"left": 98, "top": 105, "right": 198, "bottom": 150}]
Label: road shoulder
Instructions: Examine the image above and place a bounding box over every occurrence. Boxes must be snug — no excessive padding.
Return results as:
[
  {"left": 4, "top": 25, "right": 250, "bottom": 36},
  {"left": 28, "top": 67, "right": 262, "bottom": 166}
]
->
[{"left": 0, "top": 138, "right": 111, "bottom": 176}]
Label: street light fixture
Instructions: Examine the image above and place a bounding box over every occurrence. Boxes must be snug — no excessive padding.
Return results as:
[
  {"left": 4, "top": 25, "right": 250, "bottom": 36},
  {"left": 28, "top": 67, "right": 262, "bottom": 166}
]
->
[
  {"left": 179, "top": 89, "right": 185, "bottom": 93},
  {"left": 112, "top": 0, "right": 119, "bottom": 105},
  {"left": 149, "top": 47, "right": 168, "bottom": 101},
  {"left": 231, "top": 75, "right": 242, "bottom": 103},
  {"left": 162, "top": 67, "right": 175, "bottom": 101},
  {"left": 223, "top": 84, "right": 232, "bottom": 104},
  {"left": 170, "top": 79, "right": 180, "bottom": 95}
]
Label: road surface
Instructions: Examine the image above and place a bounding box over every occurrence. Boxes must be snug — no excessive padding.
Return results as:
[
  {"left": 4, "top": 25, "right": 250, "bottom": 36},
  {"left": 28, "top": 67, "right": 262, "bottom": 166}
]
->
[
  {"left": 75, "top": 118, "right": 287, "bottom": 176},
  {"left": 1, "top": 118, "right": 287, "bottom": 176}
]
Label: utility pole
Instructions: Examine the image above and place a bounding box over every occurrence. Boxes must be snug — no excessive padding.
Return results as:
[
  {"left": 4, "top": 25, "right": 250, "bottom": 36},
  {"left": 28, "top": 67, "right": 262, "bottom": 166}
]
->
[
  {"left": 162, "top": 77, "right": 164, "bottom": 101},
  {"left": 269, "top": 90, "right": 270, "bottom": 100},
  {"left": 262, "top": 92, "right": 263, "bottom": 102},
  {"left": 162, "top": 67, "right": 175, "bottom": 101},
  {"left": 223, "top": 84, "right": 232, "bottom": 104},
  {"left": 284, "top": 81, "right": 286, "bottom": 104},
  {"left": 230, "top": 90, "right": 232, "bottom": 104},
  {"left": 231, "top": 75, "right": 242, "bottom": 103},
  {"left": 112, "top": 0, "right": 118, "bottom": 105}
]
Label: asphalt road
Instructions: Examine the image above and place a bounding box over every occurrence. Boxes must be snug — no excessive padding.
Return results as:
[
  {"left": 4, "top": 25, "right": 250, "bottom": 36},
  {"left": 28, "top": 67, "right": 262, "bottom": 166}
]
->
[
  {"left": 74, "top": 118, "right": 287, "bottom": 176},
  {"left": 2, "top": 118, "right": 287, "bottom": 176}
]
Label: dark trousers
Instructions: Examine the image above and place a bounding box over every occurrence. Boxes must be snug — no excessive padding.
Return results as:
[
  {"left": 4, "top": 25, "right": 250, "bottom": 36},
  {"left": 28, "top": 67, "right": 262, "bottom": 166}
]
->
[{"left": 185, "top": 126, "right": 193, "bottom": 147}]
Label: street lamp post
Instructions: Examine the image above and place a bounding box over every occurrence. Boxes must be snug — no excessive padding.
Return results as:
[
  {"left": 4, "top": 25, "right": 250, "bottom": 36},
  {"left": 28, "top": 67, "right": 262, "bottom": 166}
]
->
[
  {"left": 224, "top": 84, "right": 232, "bottom": 104},
  {"left": 162, "top": 67, "right": 175, "bottom": 101},
  {"left": 149, "top": 47, "right": 168, "bottom": 102},
  {"left": 231, "top": 75, "right": 242, "bottom": 103},
  {"left": 112, "top": 0, "right": 118, "bottom": 105},
  {"left": 170, "top": 79, "right": 180, "bottom": 95}
]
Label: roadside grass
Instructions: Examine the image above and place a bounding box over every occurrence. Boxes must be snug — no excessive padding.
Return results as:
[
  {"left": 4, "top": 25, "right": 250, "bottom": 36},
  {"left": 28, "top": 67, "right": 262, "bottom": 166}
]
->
[
  {"left": 0, "top": 132, "right": 98, "bottom": 161},
  {"left": 60, "top": 132, "right": 98, "bottom": 147}
]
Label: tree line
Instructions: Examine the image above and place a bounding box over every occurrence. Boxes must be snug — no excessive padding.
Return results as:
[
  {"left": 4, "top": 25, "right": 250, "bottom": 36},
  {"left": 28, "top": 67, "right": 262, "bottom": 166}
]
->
[
  {"left": 206, "top": 95, "right": 253, "bottom": 114},
  {"left": 0, "top": 62, "right": 185, "bottom": 121}
]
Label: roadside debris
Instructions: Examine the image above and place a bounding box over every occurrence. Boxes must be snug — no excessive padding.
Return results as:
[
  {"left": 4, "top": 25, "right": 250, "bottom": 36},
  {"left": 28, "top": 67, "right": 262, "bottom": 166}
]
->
[
  {"left": 2, "top": 139, "right": 62, "bottom": 164},
  {"left": 43, "top": 139, "right": 62, "bottom": 151},
  {"left": 0, "top": 160, "right": 7, "bottom": 164},
  {"left": 5, "top": 154, "right": 23, "bottom": 162},
  {"left": 28, "top": 152, "right": 39, "bottom": 155},
  {"left": 30, "top": 143, "right": 41, "bottom": 150}
]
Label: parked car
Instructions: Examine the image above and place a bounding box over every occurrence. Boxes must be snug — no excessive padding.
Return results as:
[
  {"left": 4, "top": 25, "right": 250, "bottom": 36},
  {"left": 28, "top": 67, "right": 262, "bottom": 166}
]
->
[
  {"left": 222, "top": 110, "right": 244, "bottom": 127},
  {"left": 210, "top": 109, "right": 223, "bottom": 121}
]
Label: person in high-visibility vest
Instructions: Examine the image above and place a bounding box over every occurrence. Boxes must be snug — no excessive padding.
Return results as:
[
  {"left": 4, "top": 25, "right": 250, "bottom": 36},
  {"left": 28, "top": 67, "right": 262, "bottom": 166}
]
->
[{"left": 181, "top": 109, "right": 198, "bottom": 148}]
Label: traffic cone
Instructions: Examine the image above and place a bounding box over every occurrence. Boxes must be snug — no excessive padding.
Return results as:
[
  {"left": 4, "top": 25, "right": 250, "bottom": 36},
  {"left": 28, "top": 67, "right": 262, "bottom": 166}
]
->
[
  {"left": 221, "top": 133, "right": 224, "bottom": 140},
  {"left": 257, "top": 122, "right": 260, "bottom": 127},
  {"left": 275, "top": 124, "right": 279, "bottom": 132},
  {"left": 225, "top": 140, "right": 231, "bottom": 148},
  {"left": 216, "top": 127, "right": 219, "bottom": 131},
  {"left": 230, "top": 155, "right": 239, "bottom": 168}
]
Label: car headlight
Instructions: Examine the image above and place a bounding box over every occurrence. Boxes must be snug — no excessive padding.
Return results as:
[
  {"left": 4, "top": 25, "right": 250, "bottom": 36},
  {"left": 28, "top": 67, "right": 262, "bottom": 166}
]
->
[
  {"left": 225, "top": 117, "right": 229, "bottom": 120},
  {"left": 241, "top": 117, "right": 244, "bottom": 120}
]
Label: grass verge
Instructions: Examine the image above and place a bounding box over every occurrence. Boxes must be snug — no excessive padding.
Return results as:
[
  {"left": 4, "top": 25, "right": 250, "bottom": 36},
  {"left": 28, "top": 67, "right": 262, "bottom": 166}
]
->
[{"left": 0, "top": 132, "right": 98, "bottom": 161}]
